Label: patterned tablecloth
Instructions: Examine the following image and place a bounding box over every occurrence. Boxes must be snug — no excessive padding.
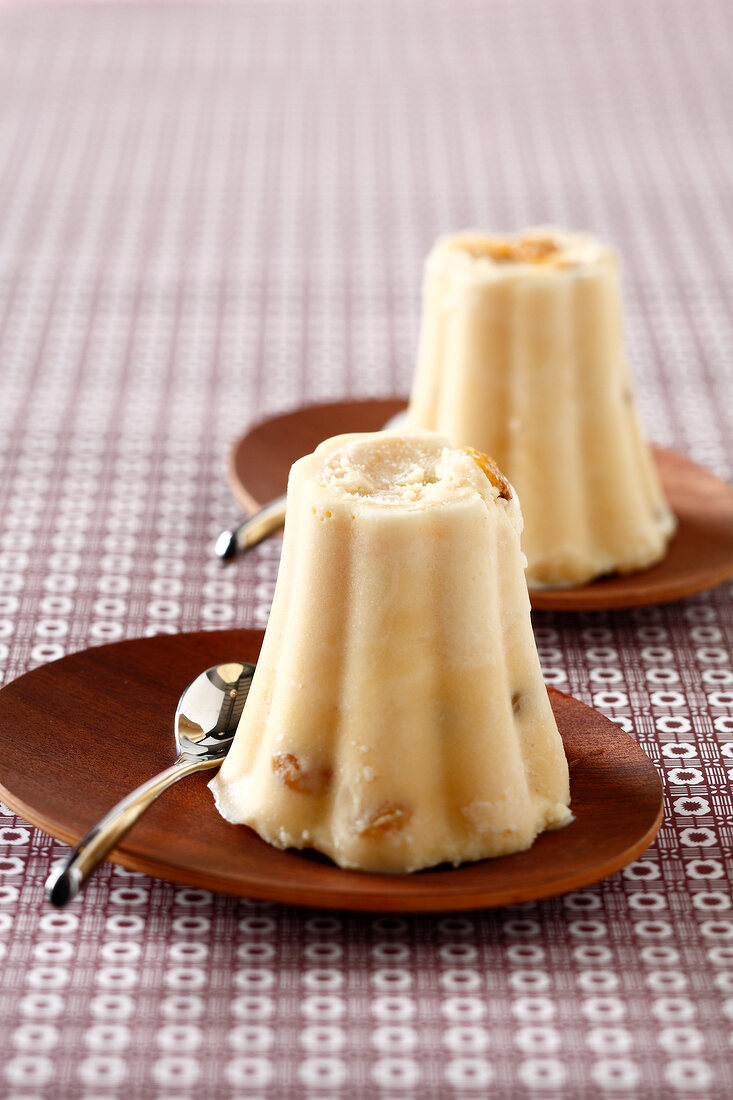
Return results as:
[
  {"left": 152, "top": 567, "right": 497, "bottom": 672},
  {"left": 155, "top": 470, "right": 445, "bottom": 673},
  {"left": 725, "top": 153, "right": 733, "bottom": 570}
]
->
[{"left": 1, "top": 1, "right": 732, "bottom": 1097}]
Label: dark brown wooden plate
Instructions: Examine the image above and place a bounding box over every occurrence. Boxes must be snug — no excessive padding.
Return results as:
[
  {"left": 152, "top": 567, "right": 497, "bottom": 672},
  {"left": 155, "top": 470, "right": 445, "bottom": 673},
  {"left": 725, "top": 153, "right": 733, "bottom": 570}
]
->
[
  {"left": 0, "top": 630, "right": 662, "bottom": 911},
  {"left": 227, "top": 398, "right": 733, "bottom": 611}
]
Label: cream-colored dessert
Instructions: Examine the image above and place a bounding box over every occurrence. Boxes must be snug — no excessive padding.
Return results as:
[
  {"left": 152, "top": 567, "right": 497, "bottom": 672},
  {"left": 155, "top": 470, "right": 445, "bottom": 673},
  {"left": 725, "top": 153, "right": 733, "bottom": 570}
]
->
[
  {"left": 407, "top": 228, "right": 676, "bottom": 588},
  {"left": 210, "top": 431, "right": 571, "bottom": 873}
]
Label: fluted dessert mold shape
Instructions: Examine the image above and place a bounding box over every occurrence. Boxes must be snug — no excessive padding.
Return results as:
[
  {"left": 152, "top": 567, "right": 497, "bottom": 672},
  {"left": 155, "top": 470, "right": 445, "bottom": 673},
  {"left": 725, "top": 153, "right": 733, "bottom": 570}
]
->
[
  {"left": 407, "top": 228, "right": 677, "bottom": 589},
  {"left": 210, "top": 431, "right": 571, "bottom": 873}
]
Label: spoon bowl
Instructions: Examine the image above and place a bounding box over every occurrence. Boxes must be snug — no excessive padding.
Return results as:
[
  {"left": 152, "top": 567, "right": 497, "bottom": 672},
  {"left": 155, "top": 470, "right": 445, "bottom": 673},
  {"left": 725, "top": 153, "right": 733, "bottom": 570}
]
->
[
  {"left": 175, "top": 662, "right": 253, "bottom": 757},
  {"left": 45, "top": 660, "right": 255, "bottom": 906}
]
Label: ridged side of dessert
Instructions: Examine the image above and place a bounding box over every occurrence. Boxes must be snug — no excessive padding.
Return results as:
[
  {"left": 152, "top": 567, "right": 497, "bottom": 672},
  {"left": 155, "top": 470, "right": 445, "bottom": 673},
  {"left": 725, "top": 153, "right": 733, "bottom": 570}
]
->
[
  {"left": 407, "top": 228, "right": 676, "bottom": 588},
  {"left": 210, "top": 431, "right": 571, "bottom": 873}
]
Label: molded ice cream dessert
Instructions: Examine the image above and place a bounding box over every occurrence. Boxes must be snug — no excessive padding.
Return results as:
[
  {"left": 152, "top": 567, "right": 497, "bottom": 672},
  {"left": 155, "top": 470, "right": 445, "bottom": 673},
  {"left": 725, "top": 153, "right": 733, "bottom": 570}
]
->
[
  {"left": 210, "top": 430, "right": 571, "bottom": 873},
  {"left": 407, "top": 228, "right": 676, "bottom": 588}
]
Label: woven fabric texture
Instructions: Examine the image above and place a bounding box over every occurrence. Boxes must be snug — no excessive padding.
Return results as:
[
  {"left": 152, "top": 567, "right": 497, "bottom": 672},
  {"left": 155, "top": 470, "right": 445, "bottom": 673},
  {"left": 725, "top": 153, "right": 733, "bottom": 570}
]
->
[{"left": 0, "top": 2, "right": 732, "bottom": 1097}]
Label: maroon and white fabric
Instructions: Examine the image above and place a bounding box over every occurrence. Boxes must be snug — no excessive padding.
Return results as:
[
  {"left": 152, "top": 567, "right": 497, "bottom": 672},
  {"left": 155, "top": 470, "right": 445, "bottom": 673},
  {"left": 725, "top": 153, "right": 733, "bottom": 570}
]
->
[{"left": 1, "top": 1, "right": 732, "bottom": 1096}]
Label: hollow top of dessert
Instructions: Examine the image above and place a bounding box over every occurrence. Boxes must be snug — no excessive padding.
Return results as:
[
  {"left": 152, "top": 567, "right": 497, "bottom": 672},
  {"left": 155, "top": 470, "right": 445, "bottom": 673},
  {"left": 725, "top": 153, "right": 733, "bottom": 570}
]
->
[
  {"left": 307, "top": 430, "right": 518, "bottom": 517},
  {"left": 434, "top": 227, "right": 613, "bottom": 277}
]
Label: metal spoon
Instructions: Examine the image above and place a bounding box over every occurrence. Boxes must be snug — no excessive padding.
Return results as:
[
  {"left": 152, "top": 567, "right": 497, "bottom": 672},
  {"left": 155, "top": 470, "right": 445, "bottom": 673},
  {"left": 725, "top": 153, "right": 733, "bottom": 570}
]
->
[
  {"left": 45, "top": 661, "right": 255, "bottom": 907},
  {"left": 215, "top": 495, "right": 287, "bottom": 562}
]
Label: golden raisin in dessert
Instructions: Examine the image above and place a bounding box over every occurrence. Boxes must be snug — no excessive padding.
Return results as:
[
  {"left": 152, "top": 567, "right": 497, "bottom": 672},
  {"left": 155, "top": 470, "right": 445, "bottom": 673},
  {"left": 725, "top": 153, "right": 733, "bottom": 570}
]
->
[
  {"left": 354, "top": 803, "right": 412, "bottom": 839},
  {"left": 271, "top": 752, "right": 332, "bottom": 796},
  {"left": 462, "top": 446, "right": 512, "bottom": 500}
]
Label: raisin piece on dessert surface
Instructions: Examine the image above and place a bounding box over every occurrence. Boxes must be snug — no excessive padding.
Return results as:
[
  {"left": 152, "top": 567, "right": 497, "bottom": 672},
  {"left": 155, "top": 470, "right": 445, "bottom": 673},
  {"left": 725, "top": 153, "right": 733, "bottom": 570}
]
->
[
  {"left": 354, "top": 802, "right": 412, "bottom": 839},
  {"left": 462, "top": 446, "right": 512, "bottom": 500},
  {"left": 272, "top": 752, "right": 332, "bottom": 796}
]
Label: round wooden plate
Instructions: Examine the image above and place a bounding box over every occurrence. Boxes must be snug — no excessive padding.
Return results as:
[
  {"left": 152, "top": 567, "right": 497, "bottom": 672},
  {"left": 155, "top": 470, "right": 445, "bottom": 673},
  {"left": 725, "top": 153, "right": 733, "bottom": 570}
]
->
[
  {"left": 0, "top": 630, "right": 662, "bottom": 911},
  {"left": 227, "top": 399, "right": 733, "bottom": 611}
]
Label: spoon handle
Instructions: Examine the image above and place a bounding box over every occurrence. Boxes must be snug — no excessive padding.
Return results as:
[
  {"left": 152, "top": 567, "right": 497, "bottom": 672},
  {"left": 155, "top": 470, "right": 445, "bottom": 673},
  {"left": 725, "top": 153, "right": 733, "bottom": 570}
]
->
[
  {"left": 214, "top": 494, "right": 287, "bottom": 561},
  {"left": 45, "top": 756, "right": 219, "bottom": 907}
]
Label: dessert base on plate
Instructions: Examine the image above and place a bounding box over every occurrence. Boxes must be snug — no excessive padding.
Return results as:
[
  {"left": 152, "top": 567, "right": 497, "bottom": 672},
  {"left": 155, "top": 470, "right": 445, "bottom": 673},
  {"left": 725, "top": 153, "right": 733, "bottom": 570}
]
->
[
  {"left": 227, "top": 399, "right": 733, "bottom": 611},
  {"left": 0, "top": 629, "right": 662, "bottom": 911}
]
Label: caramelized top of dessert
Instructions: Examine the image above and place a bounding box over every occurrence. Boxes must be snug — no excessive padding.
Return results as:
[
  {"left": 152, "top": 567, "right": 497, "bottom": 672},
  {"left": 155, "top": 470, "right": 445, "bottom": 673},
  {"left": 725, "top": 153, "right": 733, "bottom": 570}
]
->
[
  {"left": 316, "top": 433, "right": 516, "bottom": 515},
  {"left": 455, "top": 234, "right": 562, "bottom": 265}
]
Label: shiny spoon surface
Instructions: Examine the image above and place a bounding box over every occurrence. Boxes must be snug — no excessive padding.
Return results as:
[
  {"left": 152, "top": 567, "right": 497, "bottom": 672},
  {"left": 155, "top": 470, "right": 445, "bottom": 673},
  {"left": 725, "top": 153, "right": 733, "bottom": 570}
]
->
[
  {"left": 45, "top": 660, "right": 255, "bottom": 907},
  {"left": 215, "top": 495, "right": 287, "bottom": 561},
  {"left": 214, "top": 409, "right": 409, "bottom": 562}
]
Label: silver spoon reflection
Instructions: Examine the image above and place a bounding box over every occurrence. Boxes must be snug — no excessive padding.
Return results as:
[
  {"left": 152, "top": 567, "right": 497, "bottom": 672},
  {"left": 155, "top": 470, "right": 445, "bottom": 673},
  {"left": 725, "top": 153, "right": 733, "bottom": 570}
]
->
[
  {"left": 45, "top": 661, "right": 255, "bottom": 907},
  {"left": 215, "top": 494, "right": 287, "bottom": 561}
]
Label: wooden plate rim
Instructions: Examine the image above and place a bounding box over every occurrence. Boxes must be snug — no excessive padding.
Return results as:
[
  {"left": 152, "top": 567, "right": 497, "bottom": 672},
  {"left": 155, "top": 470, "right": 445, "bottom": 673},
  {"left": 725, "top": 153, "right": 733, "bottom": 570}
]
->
[
  {"left": 226, "top": 398, "right": 733, "bottom": 611},
  {"left": 0, "top": 630, "right": 663, "bottom": 911}
]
